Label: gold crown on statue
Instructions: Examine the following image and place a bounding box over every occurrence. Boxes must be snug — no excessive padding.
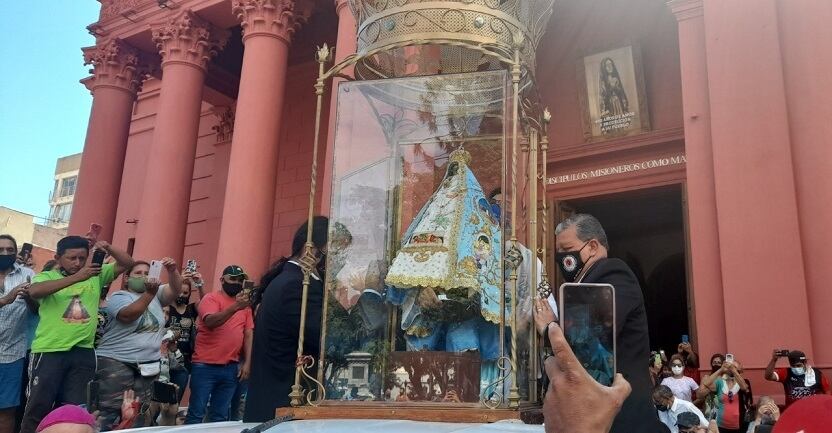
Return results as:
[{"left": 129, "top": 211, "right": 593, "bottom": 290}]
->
[
  {"left": 449, "top": 148, "right": 472, "bottom": 166},
  {"left": 348, "top": 0, "right": 555, "bottom": 79}
]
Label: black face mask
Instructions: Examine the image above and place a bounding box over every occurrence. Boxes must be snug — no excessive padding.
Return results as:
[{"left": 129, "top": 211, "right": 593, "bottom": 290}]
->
[
  {"left": 654, "top": 403, "right": 670, "bottom": 412},
  {"left": 0, "top": 254, "right": 15, "bottom": 271},
  {"left": 222, "top": 282, "right": 243, "bottom": 297},
  {"left": 175, "top": 296, "right": 190, "bottom": 305},
  {"left": 712, "top": 364, "right": 722, "bottom": 373},
  {"left": 556, "top": 241, "right": 590, "bottom": 282}
]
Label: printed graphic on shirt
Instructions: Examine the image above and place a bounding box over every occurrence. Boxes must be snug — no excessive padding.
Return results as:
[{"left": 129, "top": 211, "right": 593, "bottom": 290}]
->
[
  {"left": 62, "top": 295, "right": 91, "bottom": 323},
  {"left": 135, "top": 309, "right": 161, "bottom": 333},
  {"left": 95, "top": 310, "right": 110, "bottom": 347}
]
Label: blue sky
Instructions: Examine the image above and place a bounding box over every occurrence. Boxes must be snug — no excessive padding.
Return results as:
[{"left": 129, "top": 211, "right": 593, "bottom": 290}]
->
[{"left": 0, "top": 2, "right": 99, "bottom": 220}]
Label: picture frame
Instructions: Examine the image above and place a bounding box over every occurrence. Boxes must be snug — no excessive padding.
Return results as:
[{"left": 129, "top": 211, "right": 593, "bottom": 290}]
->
[{"left": 577, "top": 45, "right": 651, "bottom": 142}]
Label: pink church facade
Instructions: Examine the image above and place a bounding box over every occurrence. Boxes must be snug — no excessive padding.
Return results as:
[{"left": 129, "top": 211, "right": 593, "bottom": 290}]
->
[{"left": 69, "top": 0, "right": 832, "bottom": 403}]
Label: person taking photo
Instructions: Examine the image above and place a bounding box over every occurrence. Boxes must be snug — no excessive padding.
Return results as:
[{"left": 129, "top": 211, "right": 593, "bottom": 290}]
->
[{"left": 21, "top": 236, "right": 134, "bottom": 433}]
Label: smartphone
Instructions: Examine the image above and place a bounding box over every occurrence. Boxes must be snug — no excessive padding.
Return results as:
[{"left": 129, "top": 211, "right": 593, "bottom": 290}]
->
[
  {"left": 558, "top": 283, "right": 616, "bottom": 386},
  {"left": 149, "top": 260, "right": 164, "bottom": 280},
  {"left": 20, "top": 243, "right": 33, "bottom": 260},
  {"left": 91, "top": 249, "right": 106, "bottom": 266},
  {"left": 725, "top": 353, "right": 735, "bottom": 364},
  {"left": 776, "top": 349, "right": 790, "bottom": 357},
  {"left": 681, "top": 334, "right": 689, "bottom": 344},
  {"left": 152, "top": 380, "right": 179, "bottom": 404},
  {"left": 186, "top": 259, "right": 197, "bottom": 273},
  {"left": 242, "top": 280, "right": 254, "bottom": 299},
  {"left": 86, "top": 380, "right": 100, "bottom": 413}
]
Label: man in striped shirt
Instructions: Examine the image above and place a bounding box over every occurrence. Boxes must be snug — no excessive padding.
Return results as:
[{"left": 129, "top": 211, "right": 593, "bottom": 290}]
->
[{"left": 0, "top": 234, "right": 37, "bottom": 433}]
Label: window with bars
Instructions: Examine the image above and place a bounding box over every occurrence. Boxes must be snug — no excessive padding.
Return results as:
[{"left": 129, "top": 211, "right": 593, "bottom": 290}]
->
[{"left": 59, "top": 176, "right": 77, "bottom": 198}]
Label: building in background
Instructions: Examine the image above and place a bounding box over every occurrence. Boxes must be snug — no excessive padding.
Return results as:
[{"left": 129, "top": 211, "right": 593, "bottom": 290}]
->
[
  {"left": 66, "top": 0, "right": 832, "bottom": 405},
  {"left": 0, "top": 206, "right": 64, "bottom": 269},
  {"left": 47, "top": 153, "right": 82, "bottom": 229}
]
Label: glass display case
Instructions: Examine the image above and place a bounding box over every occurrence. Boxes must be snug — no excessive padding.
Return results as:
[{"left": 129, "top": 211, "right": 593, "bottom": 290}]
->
[{"left": 311, "top": 70, "right": 540, "bottom": 413}]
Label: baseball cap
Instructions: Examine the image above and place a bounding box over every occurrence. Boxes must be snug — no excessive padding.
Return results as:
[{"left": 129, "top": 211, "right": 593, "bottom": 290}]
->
[
  {"left": 676, "top": 412, "right": 701, "bottom": 429},
  {"left": 36, "top": 405, "right": 97, "bottom": 432},
  {"left": 788, "top": 350, "right": 807, "bottom": 364},
  {"left": 774, "top": 395, "right": 832, "bottom": 433},
  {"left": 222, "top": 265, "right": 248, "bottom": 279}
]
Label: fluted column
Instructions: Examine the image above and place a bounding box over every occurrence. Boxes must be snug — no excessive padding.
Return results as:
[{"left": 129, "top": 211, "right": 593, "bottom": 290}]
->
[
  {"left": 213, "top": 0, "right": 305, "bottom": 281},
  {"left": 69, "top": 39, "right": 147, "bottom": 241},
  {"left": 319, "top": 0, "right": 357, "bottom": 211},
  {"left": 134, "top": 10, "right": 227, "bottom": 261}
]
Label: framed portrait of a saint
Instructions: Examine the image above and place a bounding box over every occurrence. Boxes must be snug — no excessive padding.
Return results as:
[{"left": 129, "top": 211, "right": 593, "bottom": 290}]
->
[{"left": 578, "top": 45, "right": 650, "bottom": 142}]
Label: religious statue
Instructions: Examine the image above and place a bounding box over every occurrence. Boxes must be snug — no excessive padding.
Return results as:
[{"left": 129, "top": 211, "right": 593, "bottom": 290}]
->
[{"left": 385, "top": 148, "right": 504, "bottom": 400}]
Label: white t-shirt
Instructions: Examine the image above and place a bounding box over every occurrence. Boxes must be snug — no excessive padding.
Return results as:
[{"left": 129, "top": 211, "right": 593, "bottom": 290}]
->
[{"left": 662, "top": 375, "right": 700, "bottom": 402}]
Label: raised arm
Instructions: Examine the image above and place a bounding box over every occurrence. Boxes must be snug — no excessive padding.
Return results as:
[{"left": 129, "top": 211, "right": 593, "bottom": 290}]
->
[
  {"left": 29, "top": 265, "right": 100, "bottom": 299},
  {"left": 765, "top": 350, "right": 779, "bottom": 381},
  {"left": 159, "top": 258, "right": 181, "bottom": 306},
  {"left": 728, "top": 364, "right": 749, "bottom": 392},
  {"left": 117, "top": 280, "right": 161, "bottom": 323},
  {"left": 202, "top": 291, "right": 250, "bottom": 329},
  {"left": 96, "top": 241, "right": 135, "bottom": 276}
]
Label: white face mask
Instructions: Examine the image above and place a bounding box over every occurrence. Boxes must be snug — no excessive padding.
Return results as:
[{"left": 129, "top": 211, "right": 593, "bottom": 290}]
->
[{"left": 672, "top": 366, "right": 684, "bottom": 376}]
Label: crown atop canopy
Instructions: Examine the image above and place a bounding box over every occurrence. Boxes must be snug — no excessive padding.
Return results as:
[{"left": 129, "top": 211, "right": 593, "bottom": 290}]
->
[{"left": 348, "top": 0, "right": 555, "bottom": 80}]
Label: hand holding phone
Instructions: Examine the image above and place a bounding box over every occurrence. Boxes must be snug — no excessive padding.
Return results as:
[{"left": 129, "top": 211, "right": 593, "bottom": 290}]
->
[
  {"left": 91, "top": 249, "right": 107, "bottom": 267},
  {"left": 558, "top": 283, "right": 616, "bottom": 386},
  {"left": 19, "top": 243, "right": 33, "bottom": 261},
  {"left": 149, "top": 260, "right": 163, "bottom": 280},
  {"left": 725, "top": 353, "right": 735, "bottom": 365}
]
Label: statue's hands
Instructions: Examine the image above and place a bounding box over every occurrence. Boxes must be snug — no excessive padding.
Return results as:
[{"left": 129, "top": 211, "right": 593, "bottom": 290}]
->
[{"left": 417, "top": 288, "right": 441, "bottom": 309}]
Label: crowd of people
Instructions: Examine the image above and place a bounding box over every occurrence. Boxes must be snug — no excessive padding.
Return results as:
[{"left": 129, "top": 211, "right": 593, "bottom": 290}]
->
[{"left": 0, "top": 213, "right": 829, "bottom": 433}]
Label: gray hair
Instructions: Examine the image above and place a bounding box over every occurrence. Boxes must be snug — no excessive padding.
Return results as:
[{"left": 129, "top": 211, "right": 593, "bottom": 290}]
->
[
  {"left": 555, "top": 213, "right": 610, "bottom": 249},
  {"left": 652, "top": 385, "right": 674, "bottom": 400}
]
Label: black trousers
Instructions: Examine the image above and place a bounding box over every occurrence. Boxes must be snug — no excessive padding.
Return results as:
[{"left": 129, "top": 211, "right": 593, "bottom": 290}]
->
[{"left": 20, "top": 347, "right": 96, "bottom": 433}]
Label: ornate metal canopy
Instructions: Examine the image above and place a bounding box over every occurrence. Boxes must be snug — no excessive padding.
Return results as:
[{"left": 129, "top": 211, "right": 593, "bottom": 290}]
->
[{"left": 348, "top": 0, "right": 555, "bottom": 79}]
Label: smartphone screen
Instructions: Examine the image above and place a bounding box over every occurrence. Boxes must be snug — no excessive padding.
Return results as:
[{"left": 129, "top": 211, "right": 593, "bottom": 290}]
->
[
  {"left": 682, "top": 334, "right": 689, "bottom": 344},
  {"left": 152, "top": 380, "right": 178, "bottom": 404},
  {"left": 149, "top": 260, "right": 163, "bottom": 280},
  {"left": 186, "top": 259, "right": 197, "bottom": 273},
  {"left": 559, "top": 283, "right": 616, "bottom": 386},
  {"left": 91, "top": 249, "right": 106, "bottom": 266}
]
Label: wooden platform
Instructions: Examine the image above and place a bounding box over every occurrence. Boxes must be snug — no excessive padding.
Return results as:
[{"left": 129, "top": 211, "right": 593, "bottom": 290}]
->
[{"left": 277, "top": 404, "right": 543, "bottom": 424}]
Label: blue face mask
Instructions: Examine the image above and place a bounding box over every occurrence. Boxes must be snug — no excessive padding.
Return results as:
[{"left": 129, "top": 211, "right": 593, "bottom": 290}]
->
[{"left": 792, "top": 367, "right": 806, "bottom": 376}]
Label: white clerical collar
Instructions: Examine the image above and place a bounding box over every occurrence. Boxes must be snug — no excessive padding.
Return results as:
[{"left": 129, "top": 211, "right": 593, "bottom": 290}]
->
[{"left": 288, "top": 260, "right": 321, "bottom": 281}]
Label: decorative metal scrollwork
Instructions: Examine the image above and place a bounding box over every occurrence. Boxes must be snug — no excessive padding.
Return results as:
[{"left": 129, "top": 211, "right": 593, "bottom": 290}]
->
[{"left": 480, "top": 356, "right": 513, "bottom": 409}]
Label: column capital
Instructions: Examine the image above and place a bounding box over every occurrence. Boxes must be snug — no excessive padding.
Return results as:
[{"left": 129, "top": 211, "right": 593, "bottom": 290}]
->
[
  {"left": 232, "top": 0, "right": 309, "bottom": 44},
  {"left": 668, "top": 0, "right": 704, "bottom": 22},
  {"left": 82, "top": 38, "right": 150, "bottom": 95},
  {"left": 151, "top": 10, "right": 229, "bottom": 72}
]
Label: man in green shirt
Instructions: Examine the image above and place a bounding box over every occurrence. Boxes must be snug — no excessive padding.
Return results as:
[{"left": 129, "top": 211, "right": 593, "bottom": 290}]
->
[{"left": 20, "top": 236, "right": 134, "bottom": 433}]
